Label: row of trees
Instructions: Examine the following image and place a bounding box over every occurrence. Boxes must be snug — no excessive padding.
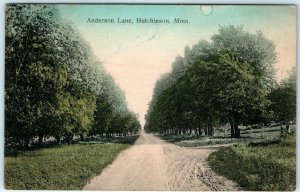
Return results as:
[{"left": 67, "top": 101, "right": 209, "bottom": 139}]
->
[
  {"left": 5, "top": 4, "right": 141, "bottom": 147},
  {"left": 144, "top": 26, "right": 296, "bottom": 138}
]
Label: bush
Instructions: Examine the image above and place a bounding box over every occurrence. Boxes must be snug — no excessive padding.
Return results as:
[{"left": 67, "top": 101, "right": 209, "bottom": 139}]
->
[{"left": 208, "top": 135, "right": 296, "bottom": 191}]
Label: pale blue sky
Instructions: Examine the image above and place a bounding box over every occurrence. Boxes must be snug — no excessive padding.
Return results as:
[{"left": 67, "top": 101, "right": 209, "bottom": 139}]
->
[{"left": 58, "top": 5, "right": 296, "bottom": 125}]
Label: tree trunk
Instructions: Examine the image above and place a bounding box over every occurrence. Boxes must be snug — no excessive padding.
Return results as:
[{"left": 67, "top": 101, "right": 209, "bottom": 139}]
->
[
  {"left": 38, "top": 134, "right": 43, "bottom": 145},
  {"left": 55, "top": 136, "right": 61, "bottom": 145},
  {"left": 286, "top": 123, "right": 290, "bottom": 133},
  {"left": 208, "top": 121, "right": 214, "bottom": 136},
  {"left": 235, "top": 126, "right": 240, "bottom": 138},
  {"left": 80, "top": 134, "right": 84, "bottom": 141},
  {"left": 67, "top": 136, "right": 71, "bottom": 145},
  {"left": 229, "top": 116, "right": 240, "bottom": 138},
  {"left": 24, "top": 138, "right": 30, "bottom": 148},
  {"left": 64, "top": 134, "right": 72, "bottom": 145},
  {"left": 197, "top": 127, "right": 202, "bottom": 136},
  {"left": 229, "top": 116, "right": 236, "bottom": 138},
  {"left": 204, "top": 126, "right": 208, "bottom": 136}
]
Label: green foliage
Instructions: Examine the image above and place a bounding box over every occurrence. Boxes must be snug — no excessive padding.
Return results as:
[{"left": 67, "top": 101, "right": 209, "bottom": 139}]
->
[
  {"left": 268, "top": 67, "right": 296, "bottom": 124},
  {"left": 146, "top": 51, "right": 271, "bottom": 138},
  {"left": 5, "top": 142, "right": 133, "bottom": 190},
  {"left": 145, "top": 25, "right": 278, "bottom": 139},
  {"left": 5, "top": 5, "right": 67, "bottom": 143},
  {"left": 211, "top": 25, "right": 277, "bottom": 89},
  {"left": 55, "top": 82, "right": 96, "bottom": 138},
  {"left": 208, "top": 135, "right": 296, "bottom": 191},
  {"left": 5, "top": 4, "right": 141, "bottom": 148}
]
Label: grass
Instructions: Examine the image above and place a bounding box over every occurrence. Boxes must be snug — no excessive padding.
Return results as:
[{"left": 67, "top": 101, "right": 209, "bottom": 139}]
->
[
  {"left": 5, "top": 135, "right": 138, "bottom": 190},
  {"left": 160, "top": 125, "right": 286, "bottom": 147},
  {"left": 208, "top": 134, "right": 296, "bottom": 191}
]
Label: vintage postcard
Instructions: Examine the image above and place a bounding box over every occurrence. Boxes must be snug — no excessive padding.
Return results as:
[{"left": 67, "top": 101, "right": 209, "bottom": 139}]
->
[{"left": 4, "top": 4, "right": 296, "bottom": 191}]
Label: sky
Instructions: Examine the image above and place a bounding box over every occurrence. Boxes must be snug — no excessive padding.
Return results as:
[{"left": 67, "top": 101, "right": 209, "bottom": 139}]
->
[{"left": 58, "top": 5, "right": 296, "bottom": 126}]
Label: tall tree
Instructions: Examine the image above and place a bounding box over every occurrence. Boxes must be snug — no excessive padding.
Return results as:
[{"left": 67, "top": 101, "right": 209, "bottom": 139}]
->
[
  {"left": 211, "top": 25, "right": 277, "bottom": 89},
  {"left": 5, "top": 4, "right": 139, "bottom": 147},
  {"left": 269, "top": 67, "right": 296, "bottom": 127},
  {"left": 145, "top": 25, "right": 277, "bottom": 138}
]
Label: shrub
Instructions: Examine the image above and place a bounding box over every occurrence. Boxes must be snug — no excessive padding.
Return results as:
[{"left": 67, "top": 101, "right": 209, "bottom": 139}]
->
[{"left": 208, "top": 135, "right": 296, "bottom": 191}]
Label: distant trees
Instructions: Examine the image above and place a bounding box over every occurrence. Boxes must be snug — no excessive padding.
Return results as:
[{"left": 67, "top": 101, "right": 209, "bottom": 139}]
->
[
  {"left": 5, "top": 4, "right": 140, "bottom": 147},
  {"left": 145, "top": 25, "right": 282, "bottom": 138},
  {"left": 269, "top": 67, "right": 296, "bottom": 128}
]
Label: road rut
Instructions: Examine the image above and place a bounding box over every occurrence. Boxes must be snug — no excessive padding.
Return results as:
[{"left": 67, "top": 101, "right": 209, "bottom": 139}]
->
[{"left": 83, "top": 133, "right": 240, "bottom": 191}]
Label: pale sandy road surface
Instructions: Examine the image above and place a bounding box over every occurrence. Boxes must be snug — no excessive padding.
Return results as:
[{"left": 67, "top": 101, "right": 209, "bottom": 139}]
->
[{"left": 83, "top": 132, "right": 240, "bottom": 191}]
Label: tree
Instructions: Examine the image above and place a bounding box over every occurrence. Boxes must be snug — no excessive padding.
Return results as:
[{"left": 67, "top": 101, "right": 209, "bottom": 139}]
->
[
  {"left": 145, "top": 25, "right": 277, "bottom": 138},
  {"left": 269, "top": 67, "right": 296, "bottom": 128},
  {"left": 5, "top": 4, "right": 69, "bottom": 146},
  {"left": 5, "top": 4, "right": 138, "bottom": 147},
  {"left": 146, "top": 51, "right": 271, "bottom": 138},
  {"left": 211, "top": 25, "right": 277, "bottom": 89}
]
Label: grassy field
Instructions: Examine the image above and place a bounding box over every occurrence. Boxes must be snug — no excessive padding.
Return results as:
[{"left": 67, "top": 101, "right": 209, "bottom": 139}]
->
[
  {"left": 160, "top": 125, "right": 290, "bottom": 147},
  {"left": 208, "top": 134, "right": 296, "bottom": 191},
  {"left": 5, "top": 136, "right": 138, "bottom": 190}
]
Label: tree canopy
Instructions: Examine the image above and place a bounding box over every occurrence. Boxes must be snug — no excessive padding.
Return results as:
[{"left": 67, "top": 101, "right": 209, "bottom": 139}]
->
[
  {"left": 145, "top": 25, "right": 283, "bottom": 138},
  {"left": 5, "top": 4, "right": 141, "bottom": 147}
]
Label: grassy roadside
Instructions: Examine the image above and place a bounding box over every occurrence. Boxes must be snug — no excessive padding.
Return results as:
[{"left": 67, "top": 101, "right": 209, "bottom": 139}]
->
[
  {"left": 208, "top": 134, "right": 296, "bottom": 191},
  {"left": 159, "top": 125, "right": 287, "bottom": 147},
  {"left": 5, "top": 136, "right": 138, "bottom": 190}
]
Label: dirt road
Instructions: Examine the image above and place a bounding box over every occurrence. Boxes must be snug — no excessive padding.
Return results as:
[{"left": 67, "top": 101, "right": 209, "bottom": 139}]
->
[{"left": 83, "top": 133, "right": 240, "bottom": 191}]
